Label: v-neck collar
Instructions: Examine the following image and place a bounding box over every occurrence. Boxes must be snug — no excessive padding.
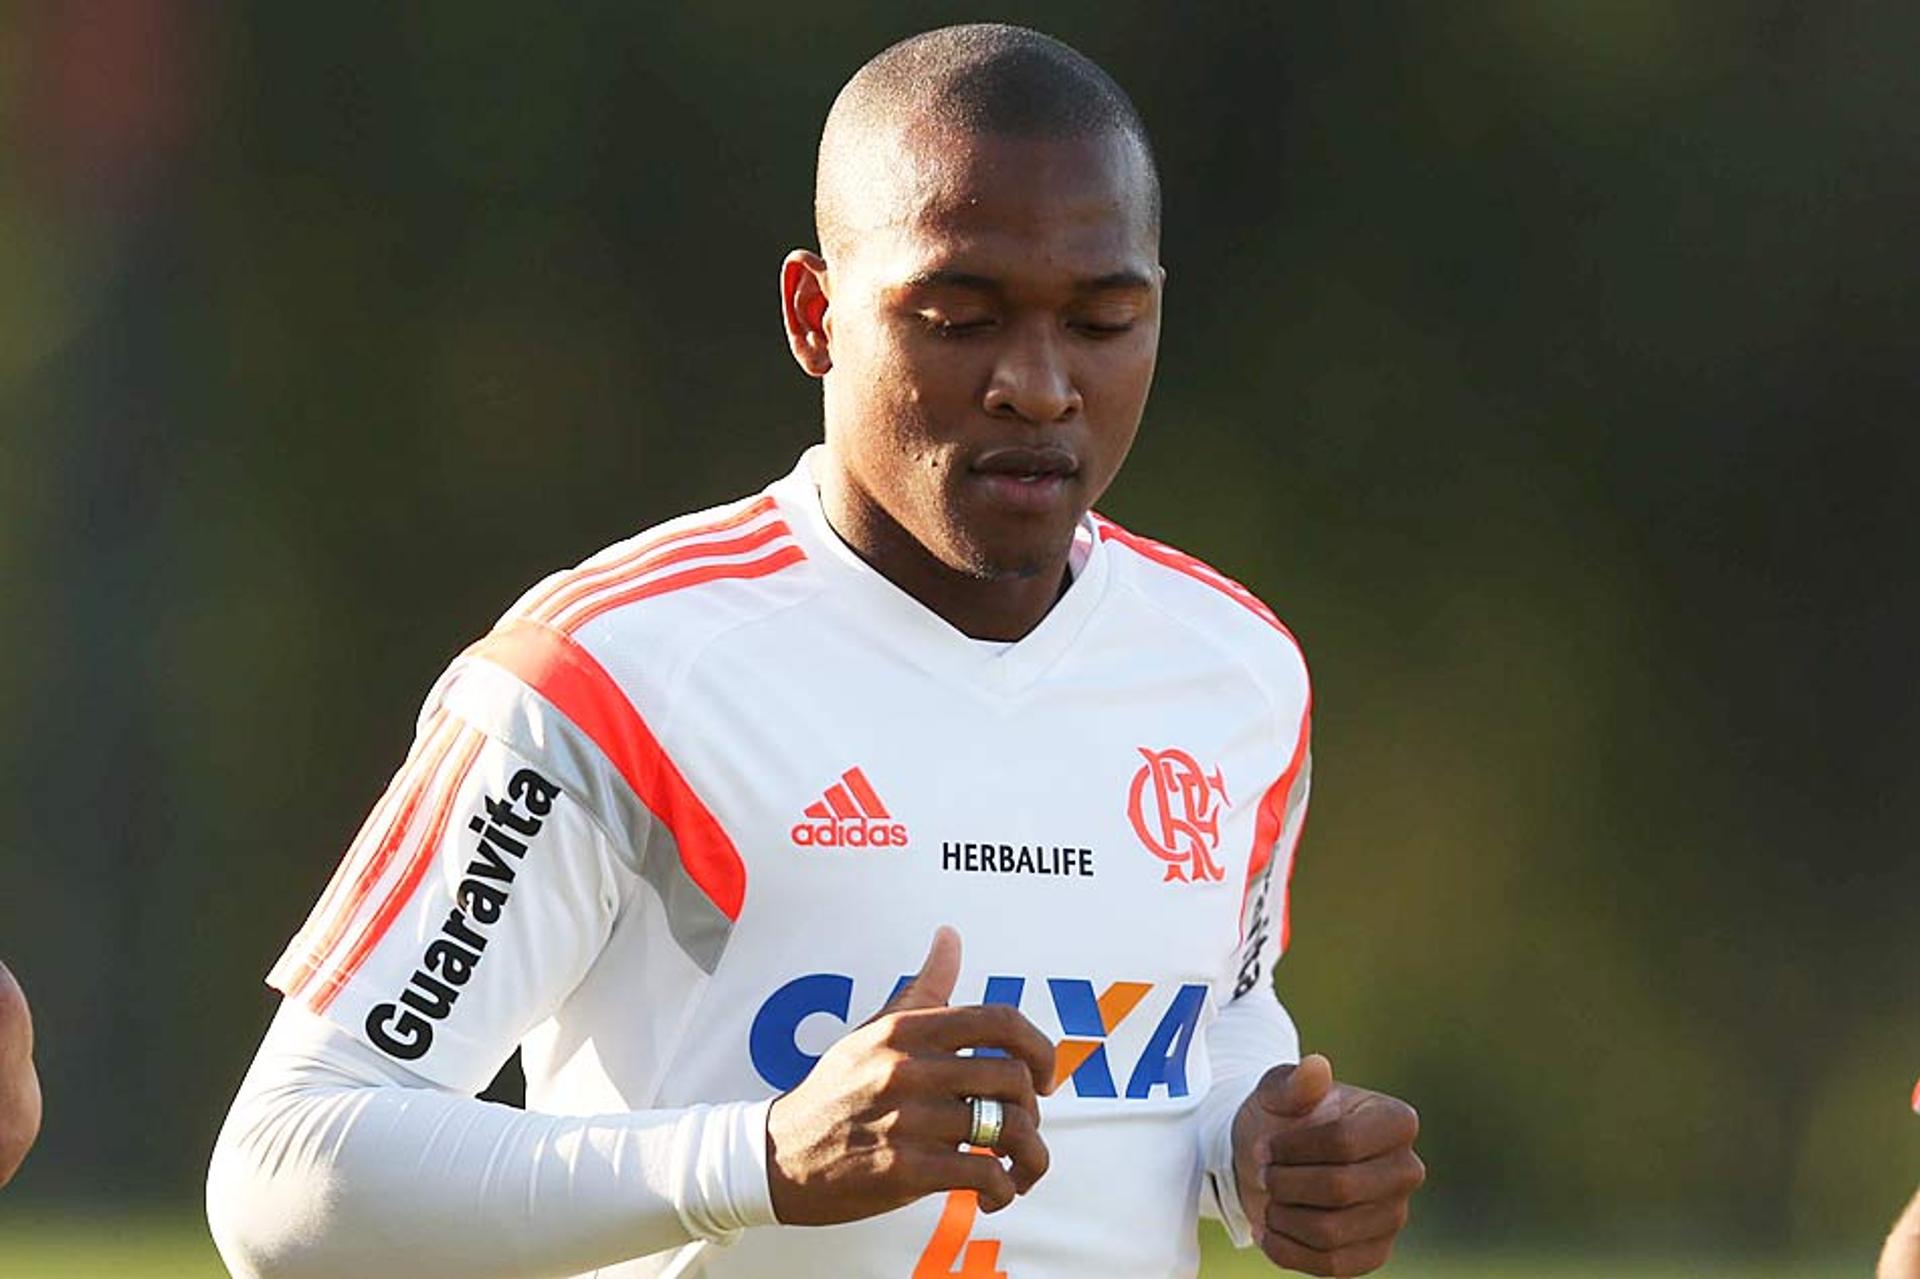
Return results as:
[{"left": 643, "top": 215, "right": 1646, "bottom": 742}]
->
[{"left": 768, "top": 448, "right": 1112, "bottom": 696}]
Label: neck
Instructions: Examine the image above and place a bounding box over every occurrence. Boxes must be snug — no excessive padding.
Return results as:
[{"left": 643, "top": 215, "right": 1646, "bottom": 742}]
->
[{"left": 817, "top": 466, "right": 1071, "bottom": 642}]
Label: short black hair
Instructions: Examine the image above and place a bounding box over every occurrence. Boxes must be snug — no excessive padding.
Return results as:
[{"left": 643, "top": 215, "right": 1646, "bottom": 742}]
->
[{"left": 815, "top": 23, "right": 1160, "bottom": 254}]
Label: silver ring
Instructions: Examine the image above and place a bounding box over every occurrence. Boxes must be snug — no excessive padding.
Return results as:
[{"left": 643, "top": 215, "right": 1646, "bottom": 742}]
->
[{"left": 967, "top": 1095, "right": 1005, "bottom": 1149}]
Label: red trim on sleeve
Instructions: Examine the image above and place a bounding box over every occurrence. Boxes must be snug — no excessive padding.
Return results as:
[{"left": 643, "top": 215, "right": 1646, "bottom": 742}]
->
[
  {"left": 1245, "top": 705, "right": 1312, "bottom": 952},
  {"left": 275, "top": 712, "right": 458, "bottom": 1001},
  {"left": 538, "top": 515, "right": 793, "bottom": 627},
  {"left": 1092, "top": 515, "right": 1298, "bottom": 644},
  {"left": 467, "top": 620, "right": 748, "bottom": 922},
  {"left": 520, "top": 496, "right": 779, "bottom": 622},
  {"left": 558, "top": 545, "right": 806, "bottom": 634},
  {"left": 309, "top": 727, "right": 488, "bottom": 1013}
]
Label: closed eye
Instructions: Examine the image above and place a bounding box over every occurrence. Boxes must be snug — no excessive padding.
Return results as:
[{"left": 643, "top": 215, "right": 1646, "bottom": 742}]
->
[{"left": 918, "top": 313, "right": 995, "bottom": 339}]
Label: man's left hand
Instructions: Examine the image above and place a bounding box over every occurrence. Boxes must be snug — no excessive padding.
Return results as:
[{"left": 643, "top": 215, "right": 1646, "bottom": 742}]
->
[{"left": 1231, "top": 1053, "right": 1424, "bottom": 1277}]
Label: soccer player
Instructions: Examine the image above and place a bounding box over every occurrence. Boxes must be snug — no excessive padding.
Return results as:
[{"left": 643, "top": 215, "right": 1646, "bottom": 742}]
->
[
  {"left": 208, "top": 24, "right": 1423, "bottom": 1278},
  {"left": 0, "top": 959, "right": 41, "bottom": 1188}
]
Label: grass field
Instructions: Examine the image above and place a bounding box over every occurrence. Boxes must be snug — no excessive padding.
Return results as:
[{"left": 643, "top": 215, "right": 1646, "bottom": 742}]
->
[{"left": 0, "top": 1215, "right": 1872, "bottom": 1277}]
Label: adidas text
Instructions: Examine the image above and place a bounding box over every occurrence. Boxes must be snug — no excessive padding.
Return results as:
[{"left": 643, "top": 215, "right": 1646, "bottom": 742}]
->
[{"left": 790, "top": 819, "right": 909, "bottom": 848}]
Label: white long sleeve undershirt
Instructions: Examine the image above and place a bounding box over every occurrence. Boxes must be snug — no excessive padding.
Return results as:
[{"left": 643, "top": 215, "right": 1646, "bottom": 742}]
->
[
  {"left": 208, "top": 992, "right": 1295, "bottom": 1276},
  {"left": 1195, "top": 980, "right": 1301, "bottom": 1248},
  {"left": 206, "top": 1002, "right": 776, "bottom": 1279}
]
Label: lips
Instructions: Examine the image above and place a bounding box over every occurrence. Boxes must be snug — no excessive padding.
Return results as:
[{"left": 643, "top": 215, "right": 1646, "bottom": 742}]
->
[
  {"left": 965, "top": 445, "right": 1081, "bottom": 515},
  {"left": 969, "top": 445, "right": 1081, "bottom": 482}
]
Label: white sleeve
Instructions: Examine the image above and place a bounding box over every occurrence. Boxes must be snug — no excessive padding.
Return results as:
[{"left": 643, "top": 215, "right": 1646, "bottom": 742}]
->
[
  {"left": 260, "top": 693, "right": 619, "bottom": 1093},
  {"left": 1194, "top": 982, "right": 1301, "bottom": 1247},
  {"left": 1195, "top": 741, "right": 1311, "bottom": 1247},
  {"left": 206, "top": 1001, "right": 775, "bottom": 1279},
  {"left": 212, "top": 646, "right": 778, "bottom": 1276}
]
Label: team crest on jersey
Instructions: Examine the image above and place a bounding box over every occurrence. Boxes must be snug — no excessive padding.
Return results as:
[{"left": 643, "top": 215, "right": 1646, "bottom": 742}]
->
[
  {"left": 790, "top": 766, "right": 908, "bottom": 848},
  {"left": 1127, "top": 747, "right": 1229, "bottom": 883}
]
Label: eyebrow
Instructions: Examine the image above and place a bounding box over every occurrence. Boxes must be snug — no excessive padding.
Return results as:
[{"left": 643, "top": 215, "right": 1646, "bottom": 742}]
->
[{"left": 901, "top": 268, "right": 1153, "bottom": 294}]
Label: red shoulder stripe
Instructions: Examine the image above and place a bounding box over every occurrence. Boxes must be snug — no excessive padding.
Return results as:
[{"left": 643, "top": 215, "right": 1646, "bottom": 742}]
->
[
  {"left": 309, "top": 727, "right": 489, "bottom": 1012},
  {"left": 534, "top": 503, "right": 787, "bottom": 626},
  {"left": 276, "top": 712, "right": 459, "bottom": 1000},
  {"left": 522, "top": 496, "right": 779, "bottom": 623},
  {"left": 547, "top": 526, "right": 798, "bottom": 631},
  {"left": 1245, "top": 705, "right": 1312, "bottom": 953},
  {"left": 559, "top": 544, "right": 806, "bottom": 634},
  {"left": 467, "top": 620, "right": 748, "bottom": 921},
  {"left": 278, "top": 709, "right": 451, "bottom": 989},
  {"left": 1246, "top": 708, "right": 1311, "bottom": 887},
  {"left": 1093, "top": 516, "right": 1297, "bottom": 643}
]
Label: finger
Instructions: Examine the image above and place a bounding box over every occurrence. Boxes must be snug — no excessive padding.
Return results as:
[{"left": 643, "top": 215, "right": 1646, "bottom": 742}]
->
[
  {"left": 919, "top": 1147, "right": 1020, "bottom": 1214},
  {"left": 1255, "top": 1053, "right": 1334, "bottom": 1119},
  {"left": 889, "top": 1004, "right": 1057, "bottom": 1095},
  {"left": 1265, "top": 1147, "right": 1426, "bottom": 1210},
  {"left": 902, "top": 1097, "right": 1049, "bottom": 1191},
  {"left": 991, "top": 1104, "right": 1050, "bottom": 1194},
  {"left": 1270, "top": 1091, "right": 1419, "bottom": 1167},
  {"left": 913, "top": 1056, "right": 1040, "bottom": 1125},
  {"left": 1266, "top": 1197, "right": 1410, "bottom": 1252},
  {"left": 920, "top": 1100, "right": 1050, "bottom": 1194},
  {"left": 1258, "top": 1225, "right": 1397, "bottom": 1279},
  {"left": 915, "top": 1090, "right": 1034, "bottom": 1150},
  {"left": 875, "top": 926, "right": 962, "bottom": 1016}
]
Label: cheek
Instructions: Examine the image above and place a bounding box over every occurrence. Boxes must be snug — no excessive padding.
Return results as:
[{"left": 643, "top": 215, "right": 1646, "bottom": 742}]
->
[
  {"left": 887, "top": 334, "right": 987, "bottom": 408},
  {"left": 1084, "top": 346, "right": 1157, "bottom": 475},
  {"left": 1086, "top": 340, "right": 1159, "bottom": 417}
]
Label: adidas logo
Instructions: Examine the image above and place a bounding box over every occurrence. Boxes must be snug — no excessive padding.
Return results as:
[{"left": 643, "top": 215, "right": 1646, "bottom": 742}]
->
[{"left": 790, "top": 767, "right": 909, "bottom": 848}]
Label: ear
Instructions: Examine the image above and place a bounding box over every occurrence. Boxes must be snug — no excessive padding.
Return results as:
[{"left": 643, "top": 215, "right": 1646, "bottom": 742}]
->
[{"left": 781, "top": 250, "right": 833, "bottom": 378}]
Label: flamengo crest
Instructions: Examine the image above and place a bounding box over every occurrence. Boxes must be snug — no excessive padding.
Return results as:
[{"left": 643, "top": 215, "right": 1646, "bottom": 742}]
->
[{"left": 1127, "top": 747, "right": 1230, "bottom": 883}]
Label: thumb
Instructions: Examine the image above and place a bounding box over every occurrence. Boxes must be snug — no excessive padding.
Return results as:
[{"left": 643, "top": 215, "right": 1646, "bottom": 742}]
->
[
  {"left": 884, "top": 926, "right": 962, "bottom": 1013},
  {"left": 1260, "top": 1052, "right": 1335, "bottom": 1119}
]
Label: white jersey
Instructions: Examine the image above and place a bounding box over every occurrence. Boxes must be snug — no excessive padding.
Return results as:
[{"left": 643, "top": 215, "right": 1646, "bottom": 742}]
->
[{"left": 262, "top": 450, "right": 1312, "bottom": 1279}]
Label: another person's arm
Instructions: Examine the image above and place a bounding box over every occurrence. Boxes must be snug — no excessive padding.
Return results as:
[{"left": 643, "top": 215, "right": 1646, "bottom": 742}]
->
[
  {"left": 0, "top": 960, "right": 42, "bottom": 1187},
  {"left": 1880, "top": 1186, "right": 1920, "bottom": 1279}
]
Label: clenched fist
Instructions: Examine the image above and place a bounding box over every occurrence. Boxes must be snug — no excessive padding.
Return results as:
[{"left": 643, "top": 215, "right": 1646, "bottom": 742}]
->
[
  {"left": 765, "top": 927, "right": 1056, "bottom": 1225},
  {"left": 1232, "top": 1054, "right": 1424, "bottom": 1277}
]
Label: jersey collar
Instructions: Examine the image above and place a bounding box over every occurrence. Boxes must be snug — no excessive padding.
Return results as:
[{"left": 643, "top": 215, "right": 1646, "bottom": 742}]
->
[{"left": 768, "top": 448, "right": 1112, "bottom": 696}]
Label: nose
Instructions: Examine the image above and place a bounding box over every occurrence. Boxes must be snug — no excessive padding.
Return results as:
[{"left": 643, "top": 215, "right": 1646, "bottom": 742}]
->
[{"left": 982, "top": 320, "right": 1082, "bottom": 424}]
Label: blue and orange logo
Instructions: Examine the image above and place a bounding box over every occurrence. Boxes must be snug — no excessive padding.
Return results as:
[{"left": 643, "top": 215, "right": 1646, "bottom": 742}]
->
[{"left": 749, "top": 973, "right": 1207, "bottom": 1099}]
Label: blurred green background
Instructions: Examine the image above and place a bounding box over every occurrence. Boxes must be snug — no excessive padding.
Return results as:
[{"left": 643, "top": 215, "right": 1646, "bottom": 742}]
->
[{"left": 1, "top": 1, "right": 1914, "bottom": 1274}]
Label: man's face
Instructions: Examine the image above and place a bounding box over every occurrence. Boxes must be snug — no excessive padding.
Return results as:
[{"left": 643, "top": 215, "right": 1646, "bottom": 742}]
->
[{"left": 814, "top": 126, "right": 1162, "bottom": 582}]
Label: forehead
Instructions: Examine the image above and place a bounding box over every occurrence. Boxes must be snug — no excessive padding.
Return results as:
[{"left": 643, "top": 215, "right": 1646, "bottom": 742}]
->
[{"left": 838, "top": 126, "right": 1158, "bottom": 285}]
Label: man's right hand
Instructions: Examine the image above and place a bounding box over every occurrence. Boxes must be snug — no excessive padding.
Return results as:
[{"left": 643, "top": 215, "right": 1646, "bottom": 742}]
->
[{"left": 764, "top": 926, "right": 1056, "bottom": 1225}]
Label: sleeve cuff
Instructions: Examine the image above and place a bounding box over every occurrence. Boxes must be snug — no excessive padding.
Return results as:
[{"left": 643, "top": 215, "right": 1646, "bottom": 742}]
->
[
  {"left": 672, "top": 1097, "right": 778, "bottom": 1240},
  {"left": 1200, "top": 1077, "right": 1259, "bottom": 1248}
]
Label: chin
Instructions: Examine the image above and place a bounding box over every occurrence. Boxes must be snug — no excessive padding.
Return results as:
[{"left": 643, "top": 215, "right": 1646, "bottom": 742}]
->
[
  {"left": 931, "top": 502, "right": 1079, "bottom": 583},
  {"left": 948, "top": 536, "right": 1063, "bottom": 584}
]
